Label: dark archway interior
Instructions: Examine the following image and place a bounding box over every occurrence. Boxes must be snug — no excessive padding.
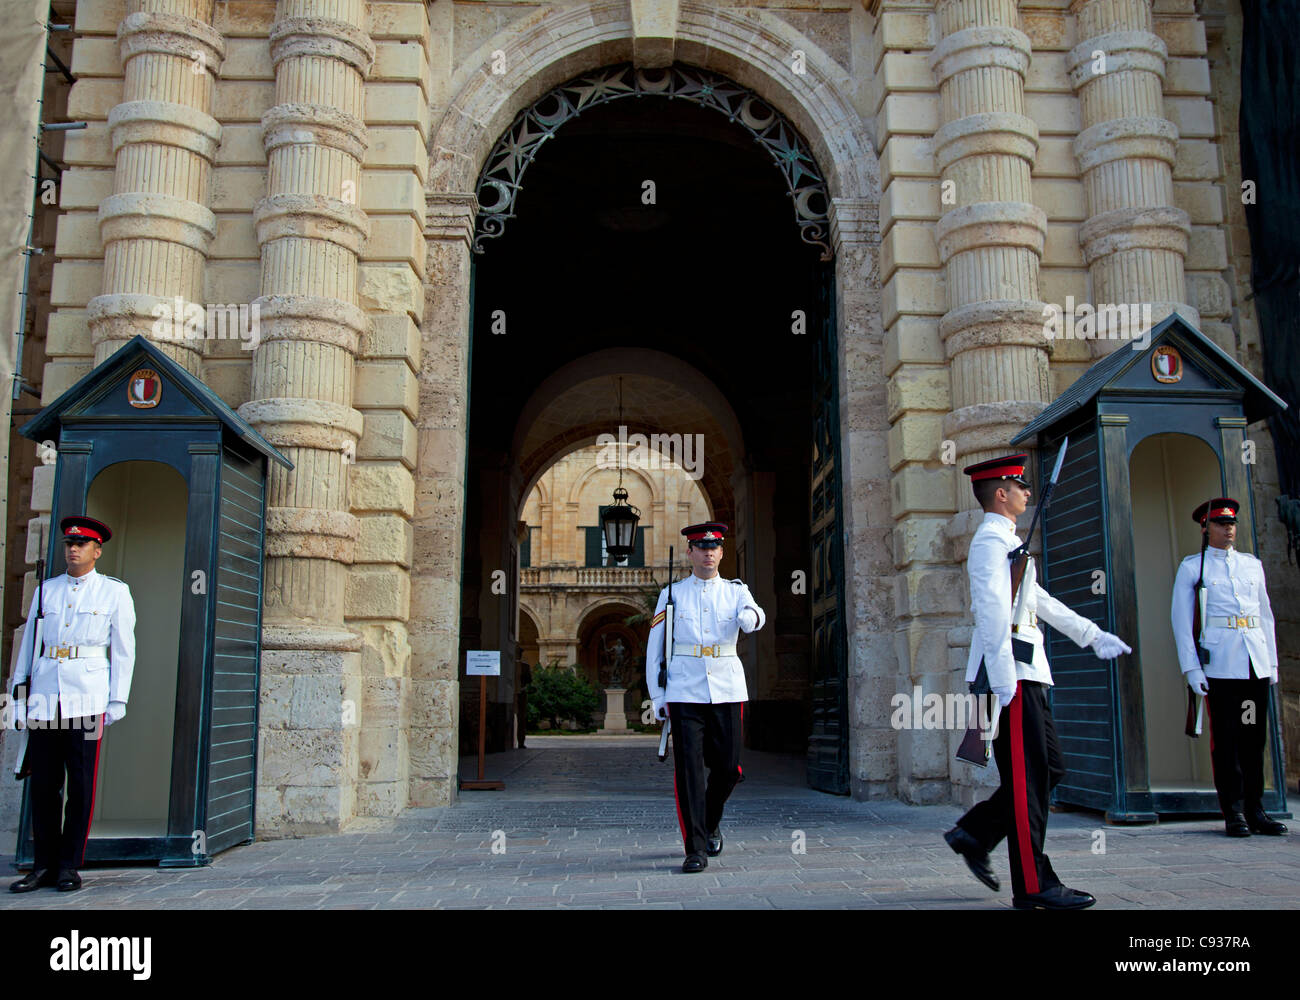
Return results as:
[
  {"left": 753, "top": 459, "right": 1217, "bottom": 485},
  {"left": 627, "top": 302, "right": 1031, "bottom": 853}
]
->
[
  {"left": 463, "top": 86, "right": 830, "bottom": 757},
  {"left": 471, "top": 95, "right": 823, "bottom": 460}
]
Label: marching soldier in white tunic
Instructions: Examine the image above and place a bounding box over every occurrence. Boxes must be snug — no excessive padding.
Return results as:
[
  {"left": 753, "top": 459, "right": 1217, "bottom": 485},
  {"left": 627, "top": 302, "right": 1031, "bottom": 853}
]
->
[
  {"left": 943, "top": 455, "right": 1131, "bottom": 909},
  {"left": 646, "top": 522, "right": 765, "bottom": 873},
  {"left": 1171, "top": 497, "right": 1286, "bottom": 837},
  {"left": 8, "top": 515, "right": 136, "bottom": 893}
]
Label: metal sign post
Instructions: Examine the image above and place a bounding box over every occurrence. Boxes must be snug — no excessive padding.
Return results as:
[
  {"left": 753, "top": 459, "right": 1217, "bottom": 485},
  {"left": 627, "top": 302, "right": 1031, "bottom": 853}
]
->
[{"left": 461, "top": 651, "right": 504, "bottom": 790}]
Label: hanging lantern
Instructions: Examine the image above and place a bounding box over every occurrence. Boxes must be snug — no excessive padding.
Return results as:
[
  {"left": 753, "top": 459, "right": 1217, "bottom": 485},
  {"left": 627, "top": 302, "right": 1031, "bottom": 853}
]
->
[
  {"left": 601, "top": 486, "right": 641, "bottom": 562},
  {"left": 599, "top": 376, "right": 640, "bottom": 563}
]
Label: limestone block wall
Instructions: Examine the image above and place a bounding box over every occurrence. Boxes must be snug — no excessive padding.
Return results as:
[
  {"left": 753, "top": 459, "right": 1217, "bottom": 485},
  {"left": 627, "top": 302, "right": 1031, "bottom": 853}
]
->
[
  {"left": 9, "top": 0, "right": 1292, "bottom": 832},
  {"left": 866, "top": 0, "right": 1286, "bottom": 807}
]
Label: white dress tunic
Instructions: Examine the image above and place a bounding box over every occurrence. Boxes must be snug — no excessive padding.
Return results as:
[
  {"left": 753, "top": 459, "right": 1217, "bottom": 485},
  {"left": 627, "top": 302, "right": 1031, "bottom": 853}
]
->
[
  {"left": 645, "top": 574, "right": 766, "bottom": 713},
  {"left": 1170, "top": 545, "right": 1278, "bottom": 680},
  {"left": 965, "top": 512, "right": 1101, "bottom": 702},
  {"left": 11, "top": 567, "right": 136, "bottom": 721}
]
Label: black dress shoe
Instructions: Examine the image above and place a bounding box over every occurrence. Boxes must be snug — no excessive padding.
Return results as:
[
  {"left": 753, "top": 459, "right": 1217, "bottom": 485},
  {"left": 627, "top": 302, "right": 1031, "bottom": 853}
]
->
[
  {"left": 1012, "top": 884, "right": 1096, "bottom": 910},
  {"left": 55, "top": 869, "right": 81, "bottom": 892},
  {"left": 706, "top": 829, "right": 724, "bottom": 857},
  {"left": 1246, "top": 810, "right": 1288, "bottom": 836},
  {"left": 681, "top": 853, "right": 708, "bottom": 874},
  {"left": 1225, "top": 813, "right": 1252, "bottom": 837},
  {"left": 8, "top": 869, "right": 54, "bottom": 893},
  {"left": 944, "top": 826, "right": 1000, "bottom": 892}
]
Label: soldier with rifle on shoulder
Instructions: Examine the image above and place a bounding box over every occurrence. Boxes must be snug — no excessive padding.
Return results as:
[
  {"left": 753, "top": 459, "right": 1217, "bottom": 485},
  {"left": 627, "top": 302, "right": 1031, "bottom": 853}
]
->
[
  {"left": 1171, "top": 497, "right": 1286, "bottom": 838},
  {"left": 645, "top": 523, "right": 765, "bottom": 874},
  {"left": 943, "top": 450, "right": 1131, "bottom": 909}
]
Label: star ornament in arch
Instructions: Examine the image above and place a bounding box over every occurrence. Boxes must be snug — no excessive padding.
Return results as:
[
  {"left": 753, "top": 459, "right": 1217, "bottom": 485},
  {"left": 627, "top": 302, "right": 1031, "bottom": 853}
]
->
[{"left": 568, "top": 66, "right": 635, "bottom": 110}]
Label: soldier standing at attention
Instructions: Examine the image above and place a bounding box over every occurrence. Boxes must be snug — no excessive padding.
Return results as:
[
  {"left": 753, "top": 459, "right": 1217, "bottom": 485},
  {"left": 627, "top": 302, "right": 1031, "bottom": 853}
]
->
[
  {"left": 8, "top": 516, "right": 136, "bottom": 893},
  {"left": 943, "top": 455, "right": 1131, "bottom": 909},
  {"left": 1171, "top": 498, "right": 1286, "bottom": 838},
  {"left": 646, "top": 523, "right": 765, "bottom": 874}
]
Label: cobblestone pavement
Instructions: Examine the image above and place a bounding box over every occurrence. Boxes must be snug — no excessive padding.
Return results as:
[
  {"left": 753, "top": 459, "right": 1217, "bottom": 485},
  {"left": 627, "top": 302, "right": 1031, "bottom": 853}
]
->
[{"left": 1, "top": 735, "right": 1297, "bottom": 909}]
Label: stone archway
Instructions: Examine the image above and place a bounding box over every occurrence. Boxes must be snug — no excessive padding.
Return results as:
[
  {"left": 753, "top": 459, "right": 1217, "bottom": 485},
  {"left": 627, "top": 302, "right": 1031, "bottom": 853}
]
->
[
  {"left": 414, "top": 2, "right": 894, "bottom": 807},
  {"left": 515, "top": 349, "right": 746, "bottom": 544}
]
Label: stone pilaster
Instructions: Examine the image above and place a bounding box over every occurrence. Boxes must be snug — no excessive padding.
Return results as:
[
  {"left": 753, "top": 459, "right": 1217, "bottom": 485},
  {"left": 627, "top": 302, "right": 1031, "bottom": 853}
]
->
[
  {"left": 408, "top": 190, "right": 477, "bottom": 807},
  {"left": 347, "top": 1, "right": 430, "bottom": 819},
  {"left": 1068, "top": 0, "right": 1197, "bottom": 347},
  {"left": 88, "top": 0, "right": 225, "bottom": 373},
  {"left": 240, "top": 0, "right": 375, "bottom": 834}
]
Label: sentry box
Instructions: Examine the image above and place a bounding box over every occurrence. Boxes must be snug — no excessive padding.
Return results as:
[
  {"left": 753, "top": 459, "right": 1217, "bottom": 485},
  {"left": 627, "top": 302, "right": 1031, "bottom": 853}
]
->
[
  {"left": 1013, "top": 312, "right": 1289, "bottom": 823},
  {"left": 17, "top": 335, "right": 290, "bottom": 866}
]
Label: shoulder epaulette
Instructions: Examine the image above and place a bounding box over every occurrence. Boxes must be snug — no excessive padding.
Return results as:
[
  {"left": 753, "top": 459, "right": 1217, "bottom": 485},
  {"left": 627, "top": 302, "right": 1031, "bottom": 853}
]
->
[
  {"left": 100, "top": 575, "right": 126, "bottom": 585},
  {"left": 731, "top": 578, "right": 743, "bottom": 585}
]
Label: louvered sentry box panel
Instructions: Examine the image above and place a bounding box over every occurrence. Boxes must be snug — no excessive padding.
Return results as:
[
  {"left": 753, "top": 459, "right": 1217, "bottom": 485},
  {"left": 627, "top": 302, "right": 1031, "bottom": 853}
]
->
[
  {"left": 1038, "top": 423, "right": 1115, "bottom": 811},
  {"left": 204, "top": 448, "right": 266, "bottom": 853}
]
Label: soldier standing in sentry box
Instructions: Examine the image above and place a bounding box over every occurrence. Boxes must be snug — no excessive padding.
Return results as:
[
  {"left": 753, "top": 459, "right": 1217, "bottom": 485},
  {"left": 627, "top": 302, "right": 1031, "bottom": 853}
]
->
[
  {"left": 1171, "top": 497, "right": 1287, "bottom": 838},
  {"left": 943, "top": 454, "right": 1132, "bottom": 910},
  {"left": 646, "top": 523, "right": 765, "bottom": 874},
  {"left": 8, "top": 516, "right": 136, "bottom": 894}
]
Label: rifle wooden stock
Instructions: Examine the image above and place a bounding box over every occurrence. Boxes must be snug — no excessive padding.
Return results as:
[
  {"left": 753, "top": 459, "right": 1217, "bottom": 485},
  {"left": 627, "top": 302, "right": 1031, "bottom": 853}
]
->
[{"left": 1010, "top": 550, "right": 1027, "bottom": 604}]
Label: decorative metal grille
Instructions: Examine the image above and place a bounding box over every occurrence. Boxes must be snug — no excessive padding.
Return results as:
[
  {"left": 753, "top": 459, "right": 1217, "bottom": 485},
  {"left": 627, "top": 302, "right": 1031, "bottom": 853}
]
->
[{"left": 473, "top": 62, "right": 832, "bottom": 259}]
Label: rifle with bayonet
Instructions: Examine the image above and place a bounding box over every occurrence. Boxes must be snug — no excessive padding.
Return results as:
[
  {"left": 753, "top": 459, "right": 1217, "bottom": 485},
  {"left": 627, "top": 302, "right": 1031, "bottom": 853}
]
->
[
  {"left": 12, "top": 527, "right": 46, "bottom": 780},
  {"left": 657, "top": 546, "right": 675, "bottom": 762},
  {"left": 1185, "top": 497, "right": 1213, "bottom": 738},
  {"left": 957, "top": 437, "right": 1069, "bottom": 766}
]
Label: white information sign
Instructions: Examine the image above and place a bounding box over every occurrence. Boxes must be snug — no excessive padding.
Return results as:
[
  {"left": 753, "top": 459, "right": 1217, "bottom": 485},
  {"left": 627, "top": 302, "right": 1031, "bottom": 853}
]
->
[{"left": 466, "top": 650, "right": 501, "bottom": 676}]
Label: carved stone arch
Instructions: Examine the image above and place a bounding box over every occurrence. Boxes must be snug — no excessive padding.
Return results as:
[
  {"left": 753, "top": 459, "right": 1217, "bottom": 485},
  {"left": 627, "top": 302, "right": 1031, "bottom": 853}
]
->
[
  {"left": 574, "top": 595, "right": 646, "bottom": 636},
  {"left": 529, "top": 473, "right": 551, "bottom": 507},
  {"left": 429, "top": 0, "right": 881, "bottom": 212},
  {"left": 472, "top": 62, "right": 834, "bottom": 256},
  {"left": 518, "top": 600, "right": 544, "bottom": 638}
]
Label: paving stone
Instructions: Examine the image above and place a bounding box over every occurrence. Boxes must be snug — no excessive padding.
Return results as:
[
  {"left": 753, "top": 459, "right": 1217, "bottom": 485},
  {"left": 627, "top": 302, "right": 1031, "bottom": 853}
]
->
[{"left": 1, "top": 741, "right": 1296, "bottom": 910}]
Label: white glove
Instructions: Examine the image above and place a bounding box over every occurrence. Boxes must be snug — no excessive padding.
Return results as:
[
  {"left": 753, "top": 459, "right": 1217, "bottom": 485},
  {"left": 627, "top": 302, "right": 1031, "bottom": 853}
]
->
[
  {"left": 1090, "top": 632, "right": 1132, "bottom": 660},
  {"left": 105, "top": 701, "right": 126, "bottom": 726},
  {"left": 653, "top": 699, "right": 668, "bottom": 722},
  {"left": 9, "top": 697, "right": 25, "bottom": 730},
  {"left": 1185, "top": 669, "right": 1209, "bottom": 695},
  {"left": 737, "top": 608, "right": 758, "bottom": 632},
  {"left": 992, "top": 684, "right": 1017, "bottom": 708}
]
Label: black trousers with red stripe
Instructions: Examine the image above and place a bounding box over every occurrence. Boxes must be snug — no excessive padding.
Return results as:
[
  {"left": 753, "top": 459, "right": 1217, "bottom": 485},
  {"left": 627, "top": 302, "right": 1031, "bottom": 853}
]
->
[
  {"left": 956, "top": 681, "right": 1065, "bottom": 899},
  {"left": 668, "top": 701, "right": 743, "bottom": 857},
  {"left": 1204, "top": 673, "right": 1271, "bottom": 817},
  {"left": 26, "top": 711, "right": 104, "bottom": 872}
]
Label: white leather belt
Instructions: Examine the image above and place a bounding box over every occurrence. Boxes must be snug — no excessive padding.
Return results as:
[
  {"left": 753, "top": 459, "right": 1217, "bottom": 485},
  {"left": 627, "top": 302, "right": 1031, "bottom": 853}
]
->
[
  {"left": 673, "top": 643, "right": 737, "bottom": 658},
  {"left": 1012, "top": 613, "right": 1038, "bottom": 634},
  {"left": 1206, "top": 616, "right": 1259, "bottom": 630},
  {"left": 43, "top": 644, "right": 109, "bottom": 659}
]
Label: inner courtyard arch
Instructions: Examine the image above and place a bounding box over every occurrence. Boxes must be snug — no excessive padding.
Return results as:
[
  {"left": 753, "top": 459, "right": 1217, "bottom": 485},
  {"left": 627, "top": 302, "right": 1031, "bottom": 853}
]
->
[{"left": 452, "top": 60, "right": 882, "bottom": 783}]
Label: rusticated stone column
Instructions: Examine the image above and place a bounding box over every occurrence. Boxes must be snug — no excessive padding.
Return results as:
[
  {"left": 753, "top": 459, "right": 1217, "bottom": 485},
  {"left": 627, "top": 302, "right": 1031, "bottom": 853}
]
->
[
  {"left": 922, "top": 0, "right": 1053, "bottom": 806},
  {"left": 1068, "top": 0, "right": 1198, "bottom": 346},
  {"left": 239, "top": 0, "right": 375, "bottom": 834},
  {"left": 88, "top": 0, "right": 225, "bottom": 373},
  {"left": 931, "top": 0, "right": 1052, "bottom": 481}
]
